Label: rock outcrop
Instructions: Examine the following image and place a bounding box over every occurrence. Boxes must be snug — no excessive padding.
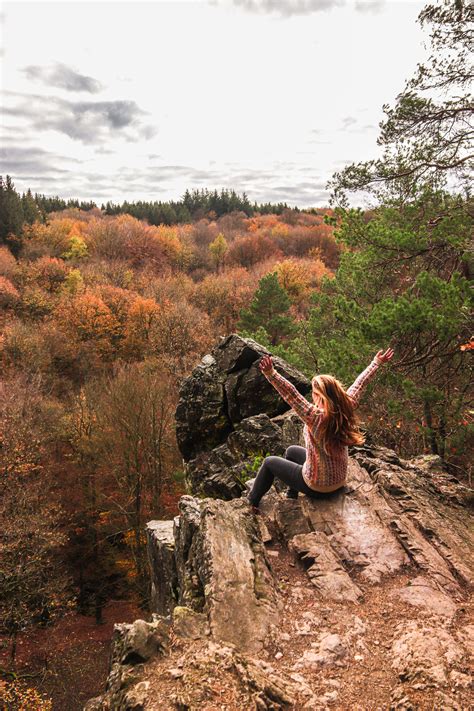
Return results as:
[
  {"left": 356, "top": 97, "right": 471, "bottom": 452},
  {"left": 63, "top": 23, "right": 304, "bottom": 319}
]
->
[
  {"left": 175, "top": 335, "right": 309, "bottom": 499},
  {"left": 156, "top": 495, "right": 281, "bottom": 654},
  {"left": 86, "top": 336, "right": 473, "bottom": 710}
]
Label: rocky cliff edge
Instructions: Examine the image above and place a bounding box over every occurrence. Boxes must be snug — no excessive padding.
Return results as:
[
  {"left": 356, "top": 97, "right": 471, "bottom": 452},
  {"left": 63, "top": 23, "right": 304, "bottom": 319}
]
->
[{"left": 85, "top": 336, "right": 473, "bottom": 710}]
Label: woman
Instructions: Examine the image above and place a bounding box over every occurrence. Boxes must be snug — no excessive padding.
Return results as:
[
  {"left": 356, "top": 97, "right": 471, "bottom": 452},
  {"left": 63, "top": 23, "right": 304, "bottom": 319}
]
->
[{"left": 247, "top": 348, "right": 394, "bottom": 511}]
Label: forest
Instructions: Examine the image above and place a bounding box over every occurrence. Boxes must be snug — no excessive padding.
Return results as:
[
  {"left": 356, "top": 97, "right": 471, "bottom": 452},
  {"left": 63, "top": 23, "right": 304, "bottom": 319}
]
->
[{"left": 0, "top": 1, "right": 472, "bottom": 709}]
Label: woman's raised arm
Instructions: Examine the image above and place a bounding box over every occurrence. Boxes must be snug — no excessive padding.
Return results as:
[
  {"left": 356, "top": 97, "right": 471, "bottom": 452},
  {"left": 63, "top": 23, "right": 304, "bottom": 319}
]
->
[
  {"left": 346, "top": 347, "right": 394, "bottom": 408},
  {"left": 259, "top": 355, "right": 320, "bottom": 426}
]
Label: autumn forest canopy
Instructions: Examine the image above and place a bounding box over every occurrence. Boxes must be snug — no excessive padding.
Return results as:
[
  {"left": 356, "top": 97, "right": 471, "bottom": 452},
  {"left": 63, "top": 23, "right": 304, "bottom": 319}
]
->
[{"left": 0, "top": 1, "right": 472, "bottom": 707}]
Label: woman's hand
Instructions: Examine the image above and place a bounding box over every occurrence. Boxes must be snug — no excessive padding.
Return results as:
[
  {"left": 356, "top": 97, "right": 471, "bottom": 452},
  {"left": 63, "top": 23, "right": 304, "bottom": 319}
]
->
[
  {"left": 259, "top": 354, "right": 274, "bottom": 374},
  {"left": 375, "top": 347, "right": 394, "bottom": 364}
]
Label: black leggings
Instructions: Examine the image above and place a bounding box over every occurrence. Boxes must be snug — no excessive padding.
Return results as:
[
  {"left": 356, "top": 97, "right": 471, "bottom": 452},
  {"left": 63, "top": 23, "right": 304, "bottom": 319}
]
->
[{"left": 248, "top": 445, "right": 323, "bottom": 506}]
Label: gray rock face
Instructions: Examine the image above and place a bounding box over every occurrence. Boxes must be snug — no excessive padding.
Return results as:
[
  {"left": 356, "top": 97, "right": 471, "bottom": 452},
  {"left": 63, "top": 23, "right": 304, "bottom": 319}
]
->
[
  {"left": 198, "top": 498, "right": 281, "bottom": 652},
  {"left": 390, "top": 575, "right": 458, "bottom": 619},
  {"left": 293, "top": 632, "right": 348, "bottom": 669},
  {"left": 84, "top": 617, "right": 170, "bottom": 711},
  {"left": 226, "top": 357, "right": 310, "bottom": 423},
  {"left": 173, "top": 496, "right": 203, "bottom": 612},
  {"left": 113, "top": 618, "right": 170, "bottom": 666},
  {"left": 171, "top": 605, "right": 209, "bottom": 639},
  {"left": 391, "top": 621, "right": 464, "bottom": 684},
  {"left": 213, "top": 334, "right": 268, "bottom": 373},
  {"left": 185, "top": 411, "right": 303, "bottom": 499},
  {"left": 147, "top": 496, "right": 280, "bottom": 654},
  {"left": 175, "top": 334, "right": 310, "bottom": 497},
  {"left": 146, "top": 521, "right": 177, "bottom": 615},
  {"left": 268, "top": 457, "right": 410, "bottom": 589},
  {"left": 352, "top": 444, "right": 474, "bottom": 592},
  {"left": 289, "top": 531, "right": 363, "bottom": 603},
  {"left": 175, "top": 354, "right": 231, "bottom": 461}
]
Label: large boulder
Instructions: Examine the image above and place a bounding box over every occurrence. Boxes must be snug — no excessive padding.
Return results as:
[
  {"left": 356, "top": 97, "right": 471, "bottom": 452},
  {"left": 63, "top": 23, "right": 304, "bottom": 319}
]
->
[
  {"left": 185, "top": 411, "right": 303, "bottom": 499},
  {"left": 175, "top": 334, "right": 310, "bottom": 497},
  {"left": 175, "top": 354, "right": 231, "bottom": 461}
]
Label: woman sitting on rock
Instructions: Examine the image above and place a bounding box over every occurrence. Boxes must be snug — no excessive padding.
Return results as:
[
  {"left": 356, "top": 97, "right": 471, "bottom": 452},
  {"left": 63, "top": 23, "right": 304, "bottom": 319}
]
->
[{"left": 247, "top": 348, "right": 394, "bottom": 511}]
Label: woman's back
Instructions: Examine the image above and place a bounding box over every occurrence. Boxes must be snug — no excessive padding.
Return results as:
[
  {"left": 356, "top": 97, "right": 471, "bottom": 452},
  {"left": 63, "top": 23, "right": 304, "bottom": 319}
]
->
[
  {"left": 303, "top": 418, "right": 349, "bottom": 490},
  {"left": 248, "top": 348, "right": 393, "bottom": 510},
  {"left": 263, "top": 354, "right": 385, "bottom": 490}
]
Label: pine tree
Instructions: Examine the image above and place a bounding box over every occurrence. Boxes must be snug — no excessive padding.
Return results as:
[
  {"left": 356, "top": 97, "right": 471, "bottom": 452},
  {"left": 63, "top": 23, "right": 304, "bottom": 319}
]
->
[
  {"left": 0, "top": 175, "right": 25, "bottom": 254},
  {"left": 21, "top": 188, "right": 41, "bottom": 225},
  {"left": 238, "top": 272, "right": 296, "bottom": 346},
  {"left": 330, "top": 0, "right": 473, "bottom": 203}
]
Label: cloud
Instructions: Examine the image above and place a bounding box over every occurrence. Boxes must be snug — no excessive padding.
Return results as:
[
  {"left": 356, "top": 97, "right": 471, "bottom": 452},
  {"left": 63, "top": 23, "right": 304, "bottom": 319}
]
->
[
  {"left": 0, "top": 130, "right": 35, "bottom": 143},
  {"left": 0, "top": 145, "right": 80, "bottom": 175},
  {"left": 355, "top": 0, "right": 385, "bottom": 12},
  {"left": 226, "top": 0, "right": 385, "bottom": 15},
  {"left": 248, "top": 184, "right": 329, "bottom": 206},
  {"left": 231, "top": 0, "right": 345, "bottom": 16},
  {"left": 141, "top": 125, "right": 159, "bottom": 140},
  {"left": 1, "top": 90, "right": 157, "bottom": 144},
  {"left": 5, "top": 154, "right": 332, "bottom": 208},
  {"left": 341, "top": 116, "right": 358, "bottom": 129},
  {"left": 232, "top": 169, "right": 275, "bottom": 182},
  {"left": 116, "top": 164, "right": 224, "bottom": 186},
  {"left": 22, "top": 62, "right": 104, "bottom": 93},
  {"left": 338, "top": 116, "right": 378, "bottom": 133},
  {"left": 16, "top": 175, "right": 68, "bottom": 184}
]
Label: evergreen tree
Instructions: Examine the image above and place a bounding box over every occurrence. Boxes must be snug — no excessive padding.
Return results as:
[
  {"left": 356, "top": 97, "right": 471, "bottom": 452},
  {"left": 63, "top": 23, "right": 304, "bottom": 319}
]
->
[
  {"left": 330, "top": 0, "right": 473, "bottom": 202},
  {"left": 0, "top": 175, "right": 25, "bottom": 254},
  {"left": 238, "top": 272, "right": 296, "bottom": 346},
  {"left": 21, "top": 188, "right": 41, "bottom": 225}
]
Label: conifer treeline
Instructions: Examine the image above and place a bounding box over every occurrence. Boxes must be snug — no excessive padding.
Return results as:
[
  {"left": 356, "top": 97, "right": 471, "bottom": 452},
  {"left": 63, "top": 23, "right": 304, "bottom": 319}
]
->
[
  {"left": 102, "top": 188, "right": 298, "bottom": 225},
  {"left": 1, "top": 177, "right": 301, "bottom": 245}
]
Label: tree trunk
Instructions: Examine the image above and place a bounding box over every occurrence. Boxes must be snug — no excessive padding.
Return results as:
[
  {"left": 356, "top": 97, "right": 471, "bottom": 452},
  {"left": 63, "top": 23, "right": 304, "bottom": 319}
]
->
[
  {"left": 10, "top": 630, "right": 17, "bottom": 665},
  {"left": 423, "top": 398, "right": 438, "bottom": 455}
]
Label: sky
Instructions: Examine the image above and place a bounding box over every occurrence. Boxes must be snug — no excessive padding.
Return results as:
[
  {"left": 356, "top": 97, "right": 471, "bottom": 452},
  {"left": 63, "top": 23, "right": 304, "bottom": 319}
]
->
[{"left": 0, "top": 0, "right": 427, "bottom": 208}]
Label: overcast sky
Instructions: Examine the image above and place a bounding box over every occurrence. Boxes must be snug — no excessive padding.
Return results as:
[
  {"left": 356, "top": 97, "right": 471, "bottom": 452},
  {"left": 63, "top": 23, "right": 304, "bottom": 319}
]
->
[{"left": 1, "top": 0, "right": 427, "bottom": 208}]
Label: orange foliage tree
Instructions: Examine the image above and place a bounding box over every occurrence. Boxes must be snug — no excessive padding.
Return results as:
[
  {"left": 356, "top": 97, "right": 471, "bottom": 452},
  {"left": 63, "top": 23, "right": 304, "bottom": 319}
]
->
[
  {"left": 148, "top": 299, "right": 214, "bottom": 375},
  {"left": 54, "top": 291, "right": 122, "bottom": 365},
  {"left": 23, "top": 218, "right": 87, "bottom": 259},
  {"left": 275, "top": 257, "right": 332, "bottom": 315},
  {"left": 191, "top": 267, "right": 256, "bottom": 334},
  {"left": 123, "top": 296, "right": 160, "bottom": 360},
  {"left": 227, "top": 233, "right": 281, "bottom": 268}
]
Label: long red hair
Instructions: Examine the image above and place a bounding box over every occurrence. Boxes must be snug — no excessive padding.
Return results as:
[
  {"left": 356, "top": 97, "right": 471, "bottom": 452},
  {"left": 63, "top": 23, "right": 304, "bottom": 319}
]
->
[{"left": 311, "top": 374, "right": 365, "bottom": 455}]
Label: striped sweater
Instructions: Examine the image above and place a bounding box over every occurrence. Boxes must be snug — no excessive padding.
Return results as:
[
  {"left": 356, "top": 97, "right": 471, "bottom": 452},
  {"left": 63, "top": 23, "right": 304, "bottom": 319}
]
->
[{"left": 264, "top": 356, "right": 382, "bottom": 490}]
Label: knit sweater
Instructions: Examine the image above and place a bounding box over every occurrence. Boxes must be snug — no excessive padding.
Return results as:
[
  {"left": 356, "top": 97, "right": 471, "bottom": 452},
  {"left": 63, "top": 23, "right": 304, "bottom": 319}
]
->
[{"left": 263, "top": 356, "right": 382, "bottom": 490}]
